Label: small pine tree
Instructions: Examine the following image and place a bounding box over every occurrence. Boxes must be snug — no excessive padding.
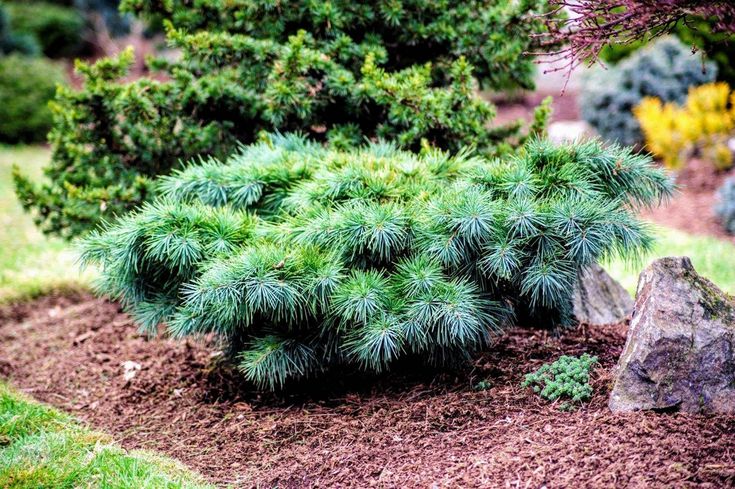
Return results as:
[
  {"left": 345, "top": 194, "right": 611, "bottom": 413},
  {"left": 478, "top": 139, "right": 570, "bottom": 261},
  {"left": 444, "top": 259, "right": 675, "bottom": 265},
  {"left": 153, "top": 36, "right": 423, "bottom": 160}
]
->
[
  {"left": 15, "top": 0, "right": 555, "bottom": 238},
  {"left": 522, "top": 354, "right": 598, "bottom": 404},
  {"left": 82, "top": 135, "right": 673, "bottom": 390}
]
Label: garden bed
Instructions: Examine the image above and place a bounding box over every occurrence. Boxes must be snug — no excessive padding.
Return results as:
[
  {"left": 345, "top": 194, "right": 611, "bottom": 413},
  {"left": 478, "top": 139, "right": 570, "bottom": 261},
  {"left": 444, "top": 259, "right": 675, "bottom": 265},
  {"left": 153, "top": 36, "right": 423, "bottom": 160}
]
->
[
  {"left": 1, "top": 293, "right": 734, "bottom": 487},
  {"left": 492, "top": 90, "right": 580, "bottom": 126},
  {"left": 640, "top": 158, "right": 735, "bottom": 243}
]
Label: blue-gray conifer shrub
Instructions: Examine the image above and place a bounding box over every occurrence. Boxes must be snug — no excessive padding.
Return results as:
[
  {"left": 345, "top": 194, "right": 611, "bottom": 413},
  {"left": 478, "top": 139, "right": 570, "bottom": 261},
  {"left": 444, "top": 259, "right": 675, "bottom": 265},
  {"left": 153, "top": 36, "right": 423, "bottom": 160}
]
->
[{"left": 82, "top": 135, "right": 673, "bottom": 389}]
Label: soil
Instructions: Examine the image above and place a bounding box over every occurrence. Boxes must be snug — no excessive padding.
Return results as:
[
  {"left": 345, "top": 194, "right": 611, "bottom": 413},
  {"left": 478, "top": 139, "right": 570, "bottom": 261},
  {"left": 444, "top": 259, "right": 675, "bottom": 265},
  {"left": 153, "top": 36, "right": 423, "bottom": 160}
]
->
[
  {"left": 641, "top": 158, "right": 735, "bottom": 243},
  {"left": 493, "top": 90, "right": 580, "bottom": 126},
  {"left": 2, "top": 293, "right": 734, "bottom": 488}
]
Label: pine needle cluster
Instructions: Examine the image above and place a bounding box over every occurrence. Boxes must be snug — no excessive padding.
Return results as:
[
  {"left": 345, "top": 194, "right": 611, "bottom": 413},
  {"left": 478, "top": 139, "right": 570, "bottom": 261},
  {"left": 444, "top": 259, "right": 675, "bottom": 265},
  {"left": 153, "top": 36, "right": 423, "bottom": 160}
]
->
[{"left": 82, "top": 135, "right": 672, "bottom": 389}]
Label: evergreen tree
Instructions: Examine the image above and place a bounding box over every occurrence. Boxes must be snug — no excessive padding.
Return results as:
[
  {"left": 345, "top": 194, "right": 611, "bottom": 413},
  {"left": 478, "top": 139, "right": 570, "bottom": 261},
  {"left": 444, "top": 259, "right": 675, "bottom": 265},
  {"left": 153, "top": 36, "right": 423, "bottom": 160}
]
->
[
  {"left": 15, "top": 0, "right": 553, "bottom": 238},
  {"left": 82, "top": 135, "right": 673, "bottom": 390}
]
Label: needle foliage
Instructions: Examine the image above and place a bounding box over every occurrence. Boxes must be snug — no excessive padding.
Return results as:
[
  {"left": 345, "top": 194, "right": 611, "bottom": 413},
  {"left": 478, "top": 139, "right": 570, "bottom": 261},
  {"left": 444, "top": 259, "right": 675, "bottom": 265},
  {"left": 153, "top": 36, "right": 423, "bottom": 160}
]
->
[
  {"left": 15, "top": 0, "right": 554, "bottom": 238},
  {"left": 522, "top": 354, "right": 598, "bottom": 404},
  {"left": 81, "top": 135, "right": 672, "bottom": 390}
]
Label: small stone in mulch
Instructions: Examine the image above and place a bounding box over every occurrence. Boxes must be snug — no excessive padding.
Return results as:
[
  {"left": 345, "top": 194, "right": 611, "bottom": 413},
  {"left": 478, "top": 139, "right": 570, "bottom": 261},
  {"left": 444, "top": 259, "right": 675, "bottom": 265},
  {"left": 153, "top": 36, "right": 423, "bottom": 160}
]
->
[{"left": 573, "top": 263, "right": 633, "bottom": 326}]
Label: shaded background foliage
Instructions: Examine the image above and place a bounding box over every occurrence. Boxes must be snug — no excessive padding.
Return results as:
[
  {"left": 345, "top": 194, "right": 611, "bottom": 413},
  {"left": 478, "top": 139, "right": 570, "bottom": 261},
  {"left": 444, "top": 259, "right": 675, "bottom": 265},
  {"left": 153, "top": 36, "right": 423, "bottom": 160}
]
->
[
  {"left": 14, "top": 0, "right": 554, "bottom": 238},
  {"left": 0, "top": 0, "right": 136, "bottom": 146},
  {"left": 3, "top": 1, "right": 86, "bottom": 58},
  {"left": 579, "top": 37, "right": 716, "bottom": 147},
  {"left": 0, "top": 4, "right": 40, "bottom": 56},
  {"left": 600, "top": 17, "right": 735, "bottom": 86},
  {"left": 715, "top": 177, "right": 735, "bottom": 235},
  {"left": 0, "top": 55, "right": 66, "bottom": 144}
]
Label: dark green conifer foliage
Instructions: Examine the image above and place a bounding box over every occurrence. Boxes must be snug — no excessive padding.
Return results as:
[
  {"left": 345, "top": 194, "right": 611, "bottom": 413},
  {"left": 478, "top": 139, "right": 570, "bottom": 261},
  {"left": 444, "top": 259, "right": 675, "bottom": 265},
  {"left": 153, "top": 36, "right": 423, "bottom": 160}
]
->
[
  {"left": 4, "top": 2, "right": 86, "bottom": 58},
  {"left": 81, "top": 135, "right": 673, "bottom": 389},
  {"left": 15, "top": 0, "right": 553, "bottom": 238}
]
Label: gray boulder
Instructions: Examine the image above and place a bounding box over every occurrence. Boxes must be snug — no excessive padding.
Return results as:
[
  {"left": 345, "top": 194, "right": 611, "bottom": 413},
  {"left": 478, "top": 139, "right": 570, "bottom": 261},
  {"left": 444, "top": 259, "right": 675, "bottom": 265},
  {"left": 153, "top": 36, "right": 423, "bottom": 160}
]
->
[
  {"left": 609, "top": 257, "right": 735, "bottom": 413},
  {"left": 573, "top": 264, "right": 634, "bottom": 325}
]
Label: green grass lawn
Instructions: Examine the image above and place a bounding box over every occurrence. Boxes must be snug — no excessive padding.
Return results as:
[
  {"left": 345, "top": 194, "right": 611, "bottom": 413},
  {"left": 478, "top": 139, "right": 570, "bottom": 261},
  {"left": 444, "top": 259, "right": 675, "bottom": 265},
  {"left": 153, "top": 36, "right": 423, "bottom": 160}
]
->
[
  {"left": 0, "top": 146, "right": 213, "bottom": 487},
  {"left": 0, "top": 382, "right": 213, "bottom": 488},
  {"left": 0, "top": 145, "right": 94, "bottom": 303}
]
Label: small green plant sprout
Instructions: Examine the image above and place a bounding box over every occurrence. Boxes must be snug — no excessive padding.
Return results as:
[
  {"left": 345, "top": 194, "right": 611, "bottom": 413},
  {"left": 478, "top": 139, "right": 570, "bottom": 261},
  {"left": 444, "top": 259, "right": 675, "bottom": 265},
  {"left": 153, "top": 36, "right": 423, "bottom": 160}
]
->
[
  {"left": 474, "top": 379, "right": 493, "bottom": 391},
  {"left": 522, "top": 354, "right": 598, "bottom": 404}
]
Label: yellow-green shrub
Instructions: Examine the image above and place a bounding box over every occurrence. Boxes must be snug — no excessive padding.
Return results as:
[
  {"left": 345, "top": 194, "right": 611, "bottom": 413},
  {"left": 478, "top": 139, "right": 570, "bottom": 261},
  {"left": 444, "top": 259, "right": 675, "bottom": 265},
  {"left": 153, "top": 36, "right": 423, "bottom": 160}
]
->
[{"left": 634, "top": 82, "right": 735, "bottom": 170}]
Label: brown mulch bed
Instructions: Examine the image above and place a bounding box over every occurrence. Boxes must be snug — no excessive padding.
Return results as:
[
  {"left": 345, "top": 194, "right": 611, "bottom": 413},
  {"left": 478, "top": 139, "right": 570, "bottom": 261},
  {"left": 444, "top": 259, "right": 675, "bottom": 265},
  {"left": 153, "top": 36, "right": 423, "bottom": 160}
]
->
[
  {"left": 641, "top": 158, "right": 735, "bottom": 242},
  {"left": 1, "top": 293, "right": 734, "bottom": 488},
  {"left": 493, "top": 91, "right": 579, "bottom": 126}
]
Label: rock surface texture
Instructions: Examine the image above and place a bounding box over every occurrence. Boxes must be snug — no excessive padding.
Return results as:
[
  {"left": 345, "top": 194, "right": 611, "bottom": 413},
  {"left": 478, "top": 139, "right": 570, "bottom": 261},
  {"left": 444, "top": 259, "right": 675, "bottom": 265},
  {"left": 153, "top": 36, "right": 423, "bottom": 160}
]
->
[
  {"left": 573, "top": 264, "right": 634, "bottom": 326},
  {"left": 609, "top": 257, "right": 735, "bottom": 413}
]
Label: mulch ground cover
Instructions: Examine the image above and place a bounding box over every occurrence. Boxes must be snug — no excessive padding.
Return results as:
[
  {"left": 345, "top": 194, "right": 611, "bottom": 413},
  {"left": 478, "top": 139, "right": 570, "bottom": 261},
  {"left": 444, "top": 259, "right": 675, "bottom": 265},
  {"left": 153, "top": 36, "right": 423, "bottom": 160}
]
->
[
  {"left": 1, "top": 293, "right": 734, "bottom": 487},
  {"left": 642, "top": 158, "right": 735, "bottom": 242}
]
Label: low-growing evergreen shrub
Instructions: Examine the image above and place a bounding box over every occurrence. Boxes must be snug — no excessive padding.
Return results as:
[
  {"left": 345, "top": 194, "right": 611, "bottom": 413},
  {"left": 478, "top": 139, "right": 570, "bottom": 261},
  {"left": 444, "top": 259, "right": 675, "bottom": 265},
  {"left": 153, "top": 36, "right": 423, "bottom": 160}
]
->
[
  {"left": 0, "top": 55, "right": 66, "bottom": 144},
  {"left": 715, "top": 177, "right": 735, "bottom": 234},
  {"left": 81, "top": 135, "right": 672, "bottom": 389},
  {"left": 15, "top": 0, "right": 555, "bottom": 238},
  {"left": 580, "top": 37, "right": 717, "bottom": 146},
  {"left": 5, "top": 2, "right": 85, "bottom": 58},
  {"left": 522, "top": 353, "right": 598, "bottom": 404},
  {"left": 634, "top": 82, "right": 735, "bottom": 170}
]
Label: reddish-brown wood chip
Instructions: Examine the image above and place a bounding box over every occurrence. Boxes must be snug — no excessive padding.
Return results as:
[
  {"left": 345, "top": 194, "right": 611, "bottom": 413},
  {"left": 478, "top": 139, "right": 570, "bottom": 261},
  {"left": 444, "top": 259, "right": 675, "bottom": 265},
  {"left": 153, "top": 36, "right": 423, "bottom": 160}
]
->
[{"left": 1, "top": 293, "right": 733, "bottom": 488}]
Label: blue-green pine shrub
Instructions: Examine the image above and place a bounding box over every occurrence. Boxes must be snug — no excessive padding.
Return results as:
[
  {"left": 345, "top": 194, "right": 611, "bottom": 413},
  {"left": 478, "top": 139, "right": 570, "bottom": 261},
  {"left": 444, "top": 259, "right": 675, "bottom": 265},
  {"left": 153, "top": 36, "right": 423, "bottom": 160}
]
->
[
  {"left": 580, "top": 37, "right": 717, "bottom": 146},
  {"left": 600, "top": 17, "right": 735, "bottom": 86},
  {"left": 81, "top": 135, "right": 672, "bottom": 390},
  {"left": 715, "top": 176, "right": 735, "bottom": 234}
]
